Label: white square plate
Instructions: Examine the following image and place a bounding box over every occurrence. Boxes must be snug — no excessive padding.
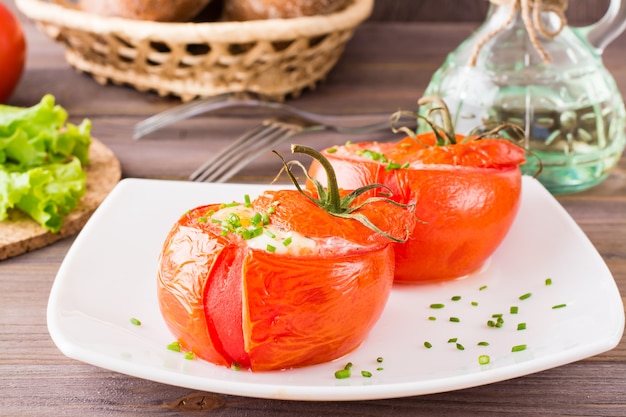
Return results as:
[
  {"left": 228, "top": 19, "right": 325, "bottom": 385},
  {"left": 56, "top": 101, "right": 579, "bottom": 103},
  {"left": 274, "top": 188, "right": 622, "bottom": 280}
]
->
[{"left": 47, "top": 176, "right": 624, "bottom": 401}]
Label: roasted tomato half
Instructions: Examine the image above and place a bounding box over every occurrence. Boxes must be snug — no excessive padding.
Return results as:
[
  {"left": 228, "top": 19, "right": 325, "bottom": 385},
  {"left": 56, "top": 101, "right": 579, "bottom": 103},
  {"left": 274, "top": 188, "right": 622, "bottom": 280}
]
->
[
  {"left": 308, "top": 125, "right": 526, "bottom": 283},
  {"left": 157, "top": 183, "right": 415, "bottom": 371}
]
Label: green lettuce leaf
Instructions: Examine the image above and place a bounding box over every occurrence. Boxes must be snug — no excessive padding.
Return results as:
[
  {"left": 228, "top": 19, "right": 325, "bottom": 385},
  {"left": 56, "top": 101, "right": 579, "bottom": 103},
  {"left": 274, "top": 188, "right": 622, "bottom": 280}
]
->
[{"left": 0, "top": 95, "right": 91, "bottom": 233}]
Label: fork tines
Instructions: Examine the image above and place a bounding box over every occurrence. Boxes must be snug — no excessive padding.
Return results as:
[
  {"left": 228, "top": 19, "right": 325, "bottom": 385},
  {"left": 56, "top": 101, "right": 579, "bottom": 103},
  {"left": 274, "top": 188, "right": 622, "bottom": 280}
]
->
[{"left": 189, "top": 118, "right": 305, "bottom": 183}]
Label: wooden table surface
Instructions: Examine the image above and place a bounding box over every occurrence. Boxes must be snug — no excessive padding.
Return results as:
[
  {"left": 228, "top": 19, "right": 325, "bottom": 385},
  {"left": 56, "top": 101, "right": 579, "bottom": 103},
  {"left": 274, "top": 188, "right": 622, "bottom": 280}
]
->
[{"left": 2, "top": 1, "right": 626, "bottom": 416}]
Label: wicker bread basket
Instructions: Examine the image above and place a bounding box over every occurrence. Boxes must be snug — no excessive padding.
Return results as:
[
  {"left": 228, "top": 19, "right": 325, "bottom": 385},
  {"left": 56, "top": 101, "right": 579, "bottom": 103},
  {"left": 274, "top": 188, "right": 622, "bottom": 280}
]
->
[{"left": 16, "top": 0, "right": 373, "bottom": 101}]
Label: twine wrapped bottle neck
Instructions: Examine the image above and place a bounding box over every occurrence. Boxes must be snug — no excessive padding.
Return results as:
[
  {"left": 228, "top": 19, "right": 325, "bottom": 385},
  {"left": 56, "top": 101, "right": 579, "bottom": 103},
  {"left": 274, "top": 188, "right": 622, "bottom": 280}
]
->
[{"left": 469, "top": 0, "right": 569, "bottom": 65}]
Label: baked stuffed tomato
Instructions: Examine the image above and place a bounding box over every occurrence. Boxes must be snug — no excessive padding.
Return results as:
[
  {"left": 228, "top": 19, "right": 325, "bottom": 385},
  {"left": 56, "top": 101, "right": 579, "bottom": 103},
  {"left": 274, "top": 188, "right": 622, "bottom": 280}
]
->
[
  {"left": 157, "top": 145, "right": 415, "bottom": 371},
  {"left": 307, "top": 96, "right": 527, "bottom": 283}
]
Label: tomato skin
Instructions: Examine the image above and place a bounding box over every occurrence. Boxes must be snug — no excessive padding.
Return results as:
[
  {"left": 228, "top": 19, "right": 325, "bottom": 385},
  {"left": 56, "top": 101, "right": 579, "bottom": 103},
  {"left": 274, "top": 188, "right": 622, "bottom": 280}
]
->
[
  {"left": 157, "top": 190, "right": 410, "bottom": 371},
  {"left": 307, "top": 135, "right": 525, "bottom": 283},
  {"left": 0, "top": 4, "right": 26, "bottom": 103},
  {"left": 390, "top": 165, "right": 522, "bottom": 282},
  {"left": 243, "top": 242, "right": 394, "bottom": 371}
]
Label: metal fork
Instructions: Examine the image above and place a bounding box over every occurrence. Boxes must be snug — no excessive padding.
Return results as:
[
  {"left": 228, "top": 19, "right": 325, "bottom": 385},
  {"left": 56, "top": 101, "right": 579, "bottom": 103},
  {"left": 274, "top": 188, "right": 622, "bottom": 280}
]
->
[
  {"left": 189, "top": 114, "right": 413, "bottom": 183},
  {"left": 134, "top": 92, "right": 407, "bottom": 140}
]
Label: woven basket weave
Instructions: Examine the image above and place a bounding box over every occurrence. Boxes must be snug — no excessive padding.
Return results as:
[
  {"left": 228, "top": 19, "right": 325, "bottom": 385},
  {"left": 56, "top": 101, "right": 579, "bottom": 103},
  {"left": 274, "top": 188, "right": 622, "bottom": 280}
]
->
[{"left": 16, "top": 0, "right": 373, "bottom": 101}]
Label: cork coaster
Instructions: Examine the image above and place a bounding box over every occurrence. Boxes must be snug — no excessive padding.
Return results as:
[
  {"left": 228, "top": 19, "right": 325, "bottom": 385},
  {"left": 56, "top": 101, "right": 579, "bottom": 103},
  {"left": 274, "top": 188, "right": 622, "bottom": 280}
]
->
[{"left": 0, "top": 138, "right": 122, "bottom": 260}]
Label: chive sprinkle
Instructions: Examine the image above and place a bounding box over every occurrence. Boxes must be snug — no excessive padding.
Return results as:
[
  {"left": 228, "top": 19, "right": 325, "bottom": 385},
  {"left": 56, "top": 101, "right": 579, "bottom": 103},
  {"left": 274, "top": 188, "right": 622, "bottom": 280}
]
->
[
  {"left": 545, "top": 278, "right": 553, "bottom": 286},
  {"left": 244, "top": 194, "right": 251, "bottom": 207},
  {"left": 424, "top": 341, "right": 433, "bottom": 349},
  {"left": 471, "top": 301, "right": 479, "bottom": 307},
  {"left": 478, "top": 355, "right": 491, "bottom": 365},
  {"left": 266, "top": 244, "right": 276, "bottom": 253},
  {"left": 517, "top": 322, "right": 527, "bottom": 331},
  {"left": 130, "top": 317, "right": 141, "bottom": 326},
  {"left": 361, "top": 370, "right": 372, "bottom": 378},
  {"left": 512, "top": 344, "right": 527, "bottom": 352},
  {"left": 477, "top": 341, "right": 490, "bottom": 346},
  {"left": 377, "top": 367, "right": 384, "bottom": 371},
  {"left": 428, "top": 316, "right": 437, "bottom": 321},
  {"left": 430, "top": 303, "right": 445, "bottom": 309},
  {"left": 376, "top": 357, "right": 384, "bottom": 363},
  {"left": 282, "top": 237, "right": 293, "bottom": 246},
  {"left": 456, "top": 343, "right": 465, "bottom": 351},
  {"left": 447, "top": 338, "right": 457, "bottom": 343},
  {"left": 334, "top": 369, "right": 351, "bottom": 379},
  {"left": 552, "top": 303, "right": 567, "bottom": 309},
  {"left": 451, "top": 296, "right": 462, "bottom": 301},
  {"left": 167, "top": 342, "right": 181, "bottom": 352},
  {"left": 519, "top": 292, "right": 532, "bottom": 300},
  {"left": 449, "top": 317, "right": 460, "bottom": 323},
  {"left": 479, "top": 285, "right": 488, "bottom": 291},
  {"left": 510, "top": 306, "right": 519, "bottom": 314},
  {"left": 334, "top": 362, "right": 353, "bottom": 379}
]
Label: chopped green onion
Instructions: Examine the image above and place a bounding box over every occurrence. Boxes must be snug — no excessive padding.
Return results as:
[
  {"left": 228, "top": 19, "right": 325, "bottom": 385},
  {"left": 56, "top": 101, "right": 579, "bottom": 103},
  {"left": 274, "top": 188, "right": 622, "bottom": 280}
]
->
[
  {"left": 428, "top": 316, "right": 437, "bottom": 321},
  {"left": 250, "top": 212, "right": 263, "bottom": 226},
  {"left": 510, "top": 306, "right": 519, "bottom": 314},
  {"left": 552, "top": 303, "right": 567, "bottom": 309},
  {"left": 519, "top": 292, "right": 532, "bottom": 300},
  {"left": 492, "top": 313, "right": 503, "bottom": 318},
  {"left": 282, "top": 237, "right": 293, "bottom": 247},
  {"left": 479, "top": 285, "right": 488, "bottom": 291},
  {"left": 449, "top": 317, "right": 460, "bottom": 323},
  {"left": 451, "top": 295, "right": 462, "bottom": 301},
  {"left": 517, "top": 322, "right": 527, "bottom": 331},
  {"left": 266, "top": 244, "right": 276, "bottom": 253},
  {"left": 263, "top": 229, "right": 277, "bottom": 239},
  {"left": 512, "top": 344, "right": 527, "bottom": 352},
  {"left": 167, "top": 341, "right": 181, "bottom": 352},
  {"left": 471, "top": 301, "right": 479, "bottom": 307},
  {"left": 456, "top": 343, "right": 465, "bottom": 351},
  {"left": 376, "top": 367, "right": 384, "bottom": 371},
  {"left": 326, "top": 147, "right": 338, "bottom": 154},
  {"left": 385, "top": 161, "right": 403, "bottom": 171},
  {"left": 244, "top": 194, "right": 251, "bottom": 207},
  {"left": 197, "top": 217, "right": 207, "bottom": 223},
  {"left": 130, "top": 317, "right": 141, "bottom": 326},
  {"left": 184, "top": 352, "right": 195, "bottom": 360},
  {"left": 477, "top": 341, "right": 490, "bottom": 346},
  {"left": 376, "top": 357, "right": 383, "bottom": 363},
  {"left": 545, "top": 278, "right": 553, "bottom": 286},
  {"left": 478, "top": 355, "right": 491, "bottom": 365},
  {"left": 430, "top": 303, "right": 445, "bottom": 309},
  {"left": 447, "top": 338, "right": 457, "bottom": 343},
  {"left": 334, "top": 369, "right": 351, "bottom": 379},
  {"left": 424, "top": 341, "right": 433, "bottom": 349},
  {"left": 334, "top": 362, "right": 353, "bottom": 379},
  {"left": 361, "top": 370, "right": 372, "bottom": 378}
]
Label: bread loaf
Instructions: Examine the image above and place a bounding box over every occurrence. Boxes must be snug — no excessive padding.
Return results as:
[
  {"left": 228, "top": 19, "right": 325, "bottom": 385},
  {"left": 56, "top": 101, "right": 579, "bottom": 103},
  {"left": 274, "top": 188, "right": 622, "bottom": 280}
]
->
[
  {"left": 223, "top": 0, "right": 351, "bottom": 21},
  {"left": 78, "top": 0, "right": 212, "bottom": 22}
]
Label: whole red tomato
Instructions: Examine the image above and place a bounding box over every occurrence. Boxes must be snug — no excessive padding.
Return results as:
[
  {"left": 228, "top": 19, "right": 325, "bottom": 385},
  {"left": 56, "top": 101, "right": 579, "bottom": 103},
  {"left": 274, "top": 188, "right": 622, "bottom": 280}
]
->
[
  {"left": 157, "top": 147, "right": 416, "bottom": 371},
  {"left": 0, "top": 3, "right": 26, "bottom": 103},
  {"left": 308, "top": 108, "right": 526, "bottom": 283}
]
